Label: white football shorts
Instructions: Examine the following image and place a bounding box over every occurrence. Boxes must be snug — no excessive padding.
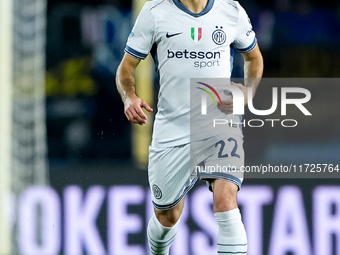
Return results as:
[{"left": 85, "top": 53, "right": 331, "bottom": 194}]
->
[{"left": 148, "top": 134, "right": 244, "bottom": 210}]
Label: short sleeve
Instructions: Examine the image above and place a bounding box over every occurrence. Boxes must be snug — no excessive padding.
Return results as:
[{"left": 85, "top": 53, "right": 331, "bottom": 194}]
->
[
  {"left": 233, "top": 2, "right": 257, "bottom": 53},
  {"left": 124, "top": 4, "right": 155, "bottom": 60}
]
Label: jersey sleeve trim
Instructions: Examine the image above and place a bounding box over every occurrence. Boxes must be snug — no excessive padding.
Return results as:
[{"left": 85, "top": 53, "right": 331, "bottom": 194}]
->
[
  {"left": 124, "top": 45, "right": 148, "bottom": 60},
  {"left": 236, "top": 37, "right": 257, "bottom": 53}
]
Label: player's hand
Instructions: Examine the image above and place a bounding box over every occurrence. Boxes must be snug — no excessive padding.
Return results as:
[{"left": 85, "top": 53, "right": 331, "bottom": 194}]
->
[
  {"left": 217, "top": 82, "right": 247, "bottom": 114},
  {"left": 124, "top": 95, "right": 153, "bottom": 125}
]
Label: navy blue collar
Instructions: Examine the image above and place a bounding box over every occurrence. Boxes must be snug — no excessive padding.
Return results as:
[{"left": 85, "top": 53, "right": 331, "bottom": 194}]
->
[{"left": 172, "top": 0, "right": 214, "bottom": 17}]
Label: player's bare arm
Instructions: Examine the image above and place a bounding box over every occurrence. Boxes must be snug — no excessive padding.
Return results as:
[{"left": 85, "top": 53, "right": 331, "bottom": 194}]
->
[
  {"left": 219, "top": 44, "right": 263, "bottom": 113},
  {"left": 241, "top": 44, "right": 264, "bottom": 94},
  {"left": 116, "top": 53, "right": 153, "bottom": 125}
]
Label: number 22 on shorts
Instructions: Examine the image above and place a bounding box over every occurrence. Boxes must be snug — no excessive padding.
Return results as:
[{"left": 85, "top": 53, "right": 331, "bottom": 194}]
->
[{"left": 215, "top": 138, "right": 240, "bottom": 159}]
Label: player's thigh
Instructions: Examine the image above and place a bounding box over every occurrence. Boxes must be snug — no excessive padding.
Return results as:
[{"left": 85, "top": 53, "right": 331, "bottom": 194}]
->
[{"left": 148, "top": 143, "right": 196, "bottom": 211}]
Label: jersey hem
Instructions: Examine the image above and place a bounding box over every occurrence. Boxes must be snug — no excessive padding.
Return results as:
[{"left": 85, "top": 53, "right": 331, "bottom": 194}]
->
[{"left": 151, "top": 138, "right": 190, "bottom": 148}]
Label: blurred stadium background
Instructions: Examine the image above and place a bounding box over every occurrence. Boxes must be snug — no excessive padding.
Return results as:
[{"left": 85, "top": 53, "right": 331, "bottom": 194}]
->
[{"left": 0, "top": 0, "right": 340, "bottom": 254}]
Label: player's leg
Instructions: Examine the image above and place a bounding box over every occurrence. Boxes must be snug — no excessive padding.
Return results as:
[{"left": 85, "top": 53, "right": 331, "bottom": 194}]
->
[
  {"left": 212, "top": 180, "right": 247, "bottom": 254},
  {"left": 154, "top": 197, "right": 184, "bottom": 227},
  {"left": 193, "top": 134, "right": 246, "bottom": 254},
  {"left": 212, "top": 179, "right": 238, "bottom": 212},
  {"left": 147, "top": 143, "right": 196, "bottom": 255},
  {"left": 147, "top": 198, "right": 184, "bottom": 255}
]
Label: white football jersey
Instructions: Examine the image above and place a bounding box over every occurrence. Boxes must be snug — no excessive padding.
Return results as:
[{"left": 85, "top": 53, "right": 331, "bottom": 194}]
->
[{"left": 125, "top": 0, "right": 257, "bottom": 147}]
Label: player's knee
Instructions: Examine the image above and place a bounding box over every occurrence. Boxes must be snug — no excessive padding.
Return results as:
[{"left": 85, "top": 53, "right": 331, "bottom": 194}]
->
[
  {"left": 214, "top": 197, "right": 237, "bottom": 213},
  {"left": 212, "top": 180, "right": 238, "bottom": 213},
  {"left": 155, "top": 206, "right": 182, "bottom": 227},
  {"left": 155, "top": 211, "right": 180, "bottom": 227}
]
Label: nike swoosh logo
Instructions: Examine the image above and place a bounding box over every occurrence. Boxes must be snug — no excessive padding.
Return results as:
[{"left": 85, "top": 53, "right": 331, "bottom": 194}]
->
[{"left": 166, "top": 32, "right": 183, "bottom": 38}]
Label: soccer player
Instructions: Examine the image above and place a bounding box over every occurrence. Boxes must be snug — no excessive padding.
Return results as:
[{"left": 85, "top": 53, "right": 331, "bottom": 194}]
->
[{"left": 116, "top": 0, "right": 263, "bottom": 254}]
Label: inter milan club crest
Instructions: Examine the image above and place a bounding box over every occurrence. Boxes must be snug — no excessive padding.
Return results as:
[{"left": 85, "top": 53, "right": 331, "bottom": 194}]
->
[
  {"left": 152, "top": 184, "right": 162, "bottom": 199},
  {"left": 191, "top": 27, "right": 202, "bottom": 42},
  {"left": 212, "top": 26, "right": 226, "bottom": 45}
]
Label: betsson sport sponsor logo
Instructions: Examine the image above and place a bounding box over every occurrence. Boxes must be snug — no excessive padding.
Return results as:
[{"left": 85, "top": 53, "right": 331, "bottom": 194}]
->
[{"left": 167, "top": 49, "right": 221, "bottom": 69}]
